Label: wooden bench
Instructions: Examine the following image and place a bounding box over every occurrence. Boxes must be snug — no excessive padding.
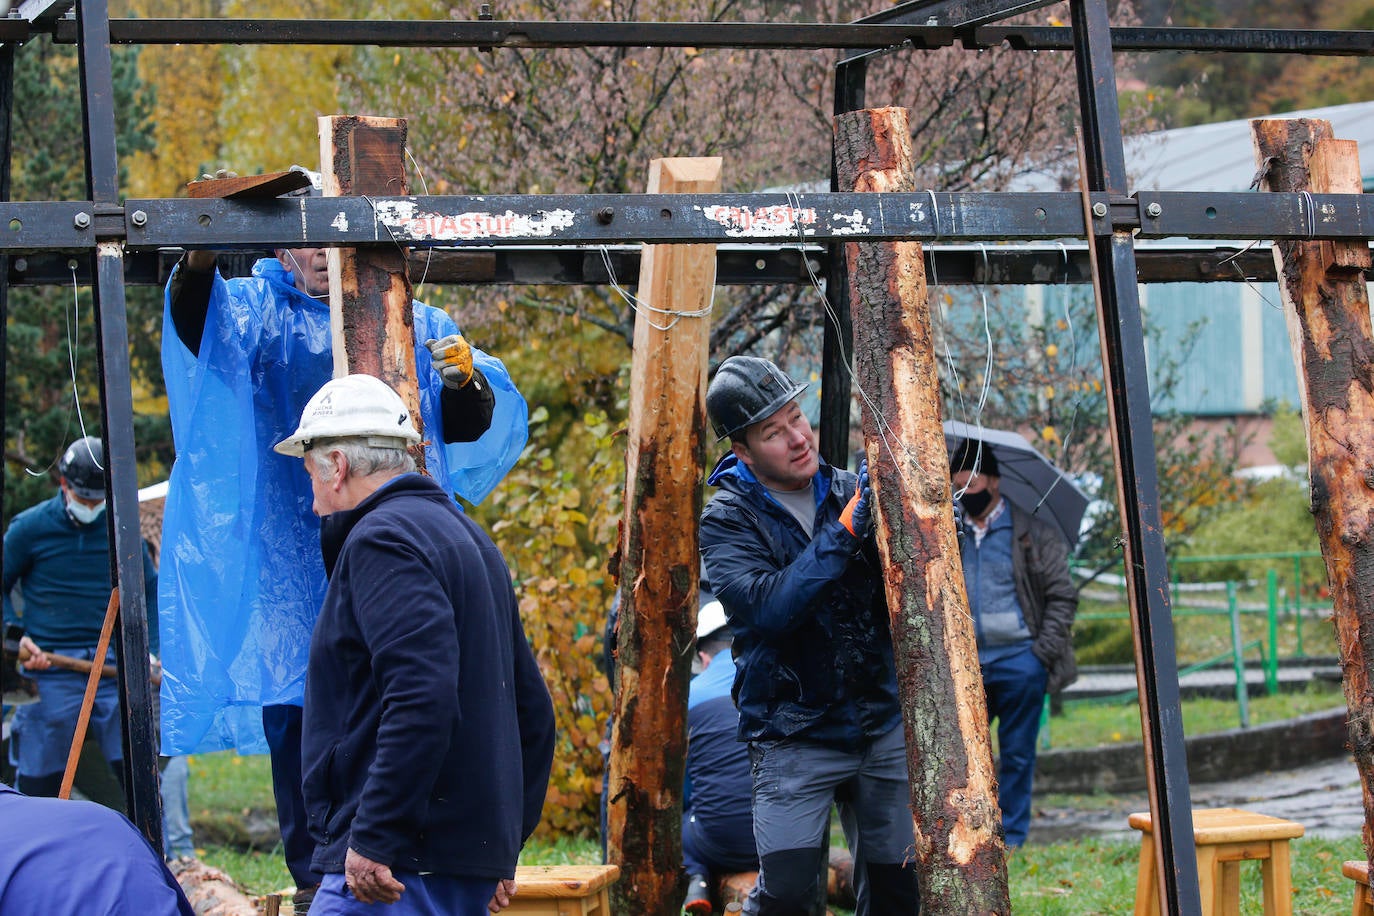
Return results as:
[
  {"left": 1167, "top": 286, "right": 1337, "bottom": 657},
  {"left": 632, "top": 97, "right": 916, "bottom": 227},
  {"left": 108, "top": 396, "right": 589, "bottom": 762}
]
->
[
  {"left": 504, "top": 865, "right": 620, "bottom": 916},
  {"left": 1129, "top": 807, "right": 1304, "bottom": 916},
  {"left": 1343, "top": 859, "right": 1374, "bottom": 916}
]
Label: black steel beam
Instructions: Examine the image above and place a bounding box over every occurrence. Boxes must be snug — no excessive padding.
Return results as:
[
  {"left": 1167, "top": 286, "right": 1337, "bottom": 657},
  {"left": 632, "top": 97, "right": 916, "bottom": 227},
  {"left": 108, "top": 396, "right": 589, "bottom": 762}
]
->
[
  {"left": 852, "top": 0, "right": 1060, "bottom": 28},
  {"left": 819, "top": 56, "right": 867, "bottom": 469},
  {"left": 1072, "top": 0, "right": 1199, "bottom": 912},
  {"left": 1, "top": 43, "right": 12, "bottom": 536},
  {"left": 0, "top": 243, "right": 1314, "bottom": 288},
  {"left": 3, "top": 191, "right": 1369, "bottom": 252},
  {"left": 65, "top": 18, "right": 956, "bottom": 51},
  {"left": 980, "top": 25, "right": 1374, "bottom": 55},
  {"left": 75, "top": 0, "right": 162, "bottom": 850},
  {"left": 32, "top": 18, "right": 1372, "bottom": 57}
]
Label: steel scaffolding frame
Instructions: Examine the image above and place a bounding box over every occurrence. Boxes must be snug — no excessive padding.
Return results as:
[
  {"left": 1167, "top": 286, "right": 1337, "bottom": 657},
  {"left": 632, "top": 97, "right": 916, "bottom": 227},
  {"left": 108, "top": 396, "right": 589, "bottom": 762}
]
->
[{"left": 1, "top": 4, "right": 1370, "bottom": 909}]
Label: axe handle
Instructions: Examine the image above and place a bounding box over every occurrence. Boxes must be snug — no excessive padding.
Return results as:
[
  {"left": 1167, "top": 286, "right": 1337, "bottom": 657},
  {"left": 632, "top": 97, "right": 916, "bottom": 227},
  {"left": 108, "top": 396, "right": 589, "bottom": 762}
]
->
[{"left": 17, "top": 643, "right": 162, "bottom": 686}]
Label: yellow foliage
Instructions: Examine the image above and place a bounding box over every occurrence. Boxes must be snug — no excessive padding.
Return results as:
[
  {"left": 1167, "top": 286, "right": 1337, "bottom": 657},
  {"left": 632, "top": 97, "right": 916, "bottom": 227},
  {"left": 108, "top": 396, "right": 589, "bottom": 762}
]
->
[{"left": 473, "top": 407, "right": 624, "bottom": 839}]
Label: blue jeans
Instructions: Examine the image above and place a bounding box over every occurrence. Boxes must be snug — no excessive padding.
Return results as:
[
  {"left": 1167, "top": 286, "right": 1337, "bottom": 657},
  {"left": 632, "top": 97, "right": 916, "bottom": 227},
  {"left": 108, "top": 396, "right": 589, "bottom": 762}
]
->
[
  {"left": 982, "top": 645, "right": 1049, "bottom": 847},
  {"left": 312, "top": 872, "right": 497, "bottom": 915},
  {"left": 161, "top": 755, "right": 195, "bottom": 858},
  {"left": 746, "top": 725, "right": 918, "bottom": 915}
]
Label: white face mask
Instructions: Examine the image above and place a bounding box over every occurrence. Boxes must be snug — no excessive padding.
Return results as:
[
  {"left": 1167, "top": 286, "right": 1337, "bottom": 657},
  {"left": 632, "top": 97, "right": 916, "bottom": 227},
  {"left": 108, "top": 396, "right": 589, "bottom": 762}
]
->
[{"left": 66, "top": 496, "right": 106, "bottom": 525}]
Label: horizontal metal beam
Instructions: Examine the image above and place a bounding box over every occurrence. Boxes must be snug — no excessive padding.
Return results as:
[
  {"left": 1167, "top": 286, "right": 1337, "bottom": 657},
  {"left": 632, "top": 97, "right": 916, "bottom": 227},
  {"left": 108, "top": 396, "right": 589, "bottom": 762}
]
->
[
  {"left": 0, "top": 244, "right": 1325, "bottom": 289},
  {"left": 64, "top": 19, "right": 956, "bottom": 51},
  {"left": 3, "top": 191, "right": 1371, "bottom": 252},
  {"left": 853, "top": 0, "right": 1060, "bottom": 28},
  {"left": 30, "top": 19, "right": 1371, "bottom": 57},
  {"left": 981, "top": 25, "right": 1374, "bottom": 55}
]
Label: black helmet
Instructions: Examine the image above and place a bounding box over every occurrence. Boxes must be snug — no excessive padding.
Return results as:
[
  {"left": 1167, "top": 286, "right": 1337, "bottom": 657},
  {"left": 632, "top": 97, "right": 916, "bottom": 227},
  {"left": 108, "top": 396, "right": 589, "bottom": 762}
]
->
[
  {"left": 706, "top": 356, "right": 807, "bottom": 440},
  {"left": 57, "top": 437, "right": 105, "bottom": 500}
]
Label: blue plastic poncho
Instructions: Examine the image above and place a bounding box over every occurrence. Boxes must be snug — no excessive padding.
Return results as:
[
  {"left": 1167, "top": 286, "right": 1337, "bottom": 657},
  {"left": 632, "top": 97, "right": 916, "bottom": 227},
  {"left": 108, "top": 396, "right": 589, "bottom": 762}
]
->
[{"left": 158, "top": 257, "right": 527, "bottom": 754}]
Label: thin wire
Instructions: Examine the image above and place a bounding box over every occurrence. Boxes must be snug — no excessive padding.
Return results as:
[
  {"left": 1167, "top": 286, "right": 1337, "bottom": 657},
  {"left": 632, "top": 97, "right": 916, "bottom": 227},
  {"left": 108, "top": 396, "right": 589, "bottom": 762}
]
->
[
  {"left": 784, "top": 190, "right": 924, "bottom": 484},
  {"left": 598, "top": 246, "right": 713, "bottom": 331},
  {"left": 404, "top": 147, "right": 434, "bottom": 293},
  {"left": 28, "top": 264, "right": 102, "bottom": 479}
]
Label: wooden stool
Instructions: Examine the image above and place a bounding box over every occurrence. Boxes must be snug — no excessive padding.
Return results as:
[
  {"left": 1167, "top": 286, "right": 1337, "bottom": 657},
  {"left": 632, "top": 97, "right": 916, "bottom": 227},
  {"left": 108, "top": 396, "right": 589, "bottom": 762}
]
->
[
  {"left": 1343, "top": 859, "right": 1374, "bottom": 916},
  {"left": 1129, "top": 807, "right": 1304, "bottom": 916},
  {"left": 504, "top": 865, "right": 620, "bottom": 916}
]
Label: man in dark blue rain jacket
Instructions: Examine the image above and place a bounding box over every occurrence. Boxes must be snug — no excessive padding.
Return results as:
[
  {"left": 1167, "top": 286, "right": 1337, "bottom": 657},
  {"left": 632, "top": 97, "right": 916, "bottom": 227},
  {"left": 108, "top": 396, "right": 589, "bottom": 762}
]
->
[{"left": 699, "top": 356, "right": 919, "bottom": 916}]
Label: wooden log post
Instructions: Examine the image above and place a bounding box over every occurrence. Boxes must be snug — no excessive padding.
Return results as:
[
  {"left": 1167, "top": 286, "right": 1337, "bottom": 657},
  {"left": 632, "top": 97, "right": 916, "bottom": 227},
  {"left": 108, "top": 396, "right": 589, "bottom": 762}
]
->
[
  {"left": 607, "top": 156, "right": 721, "bottom": 916},
  {"left": 319, "top": 115, "right": 426, "bottom": 471},
  {"left": 1252, "top": 119, "right": 1374, "bottom": 863},
  {"left": 834, "top": 106, "right": 1010, "bottom": 912}
]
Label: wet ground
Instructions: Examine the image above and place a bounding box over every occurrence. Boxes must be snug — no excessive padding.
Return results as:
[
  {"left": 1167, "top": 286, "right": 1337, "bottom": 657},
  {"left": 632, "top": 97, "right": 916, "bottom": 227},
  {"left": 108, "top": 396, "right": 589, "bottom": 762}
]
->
[{"left": 1030, "top": 755, "right": 1365, "bottom": 845}]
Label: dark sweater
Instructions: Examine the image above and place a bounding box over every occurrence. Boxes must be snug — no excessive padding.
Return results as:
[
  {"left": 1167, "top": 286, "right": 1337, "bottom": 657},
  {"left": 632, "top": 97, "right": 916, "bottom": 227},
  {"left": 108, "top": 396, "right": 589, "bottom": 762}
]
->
[
  {"left": 2, "top": 494, "right": 159, "bottom": 654},
  {"left": 301, "top": 474, "right": 555, "bottom": 878}
]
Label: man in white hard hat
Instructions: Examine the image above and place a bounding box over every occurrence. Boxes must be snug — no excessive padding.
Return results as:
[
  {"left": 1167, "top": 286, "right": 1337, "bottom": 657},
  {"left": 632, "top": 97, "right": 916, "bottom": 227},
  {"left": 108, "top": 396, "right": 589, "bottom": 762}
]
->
[{"left": 274, "top": 374, "right": 554, "bottom": 916}]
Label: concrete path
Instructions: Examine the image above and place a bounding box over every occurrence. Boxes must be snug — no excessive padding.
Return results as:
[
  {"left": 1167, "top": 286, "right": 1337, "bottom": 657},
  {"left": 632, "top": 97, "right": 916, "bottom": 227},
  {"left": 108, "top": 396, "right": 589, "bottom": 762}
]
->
[{"left": 1031, "top": 755, "right": 1364, "bottom": 844}]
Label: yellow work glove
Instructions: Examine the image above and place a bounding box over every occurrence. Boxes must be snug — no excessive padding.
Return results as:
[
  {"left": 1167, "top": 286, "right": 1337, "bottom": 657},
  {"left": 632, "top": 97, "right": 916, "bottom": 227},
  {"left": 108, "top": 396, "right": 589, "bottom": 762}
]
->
[{"left": 425, "top": 334, "right": 475, "bottom": 389}]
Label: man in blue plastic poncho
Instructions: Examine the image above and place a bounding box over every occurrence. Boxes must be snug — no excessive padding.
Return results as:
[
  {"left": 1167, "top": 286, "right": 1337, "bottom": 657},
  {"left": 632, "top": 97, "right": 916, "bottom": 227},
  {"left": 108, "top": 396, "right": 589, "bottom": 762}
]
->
[{"left": 158, "top": 180, "right": 528, "bottom": 911}]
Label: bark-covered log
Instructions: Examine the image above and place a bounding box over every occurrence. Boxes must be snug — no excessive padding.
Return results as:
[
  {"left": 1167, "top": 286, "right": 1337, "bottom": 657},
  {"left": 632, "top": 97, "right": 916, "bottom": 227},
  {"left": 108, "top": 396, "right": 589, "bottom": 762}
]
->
[
  {"left": 834, "top": 105, "right": 1009, "bottom": 914},
  {"left": 607, "top": 157, "right": 720, "bottom": 916},
  {"left": 319, "top": 115, "right": 425, "bottom": 471},
  {"left": 1252, "top": 118, "right": 1374, "bottom": 866},
  {"left": 169, "top": 858, "right": 258, "bottom": 915}
]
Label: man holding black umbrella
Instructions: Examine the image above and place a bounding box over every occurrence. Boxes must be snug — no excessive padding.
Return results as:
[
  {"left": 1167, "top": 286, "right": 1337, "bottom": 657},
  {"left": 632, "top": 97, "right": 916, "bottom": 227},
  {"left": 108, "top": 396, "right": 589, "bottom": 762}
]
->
[{"left": 950, "top": 439, "right": 1078, "bottom": 848}]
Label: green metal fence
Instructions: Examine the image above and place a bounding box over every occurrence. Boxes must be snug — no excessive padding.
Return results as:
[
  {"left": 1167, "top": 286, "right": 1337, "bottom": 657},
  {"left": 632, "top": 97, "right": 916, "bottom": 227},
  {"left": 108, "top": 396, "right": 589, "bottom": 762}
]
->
[{"left": 1040, "top": 550, "right": 1333, "bottom": 745}]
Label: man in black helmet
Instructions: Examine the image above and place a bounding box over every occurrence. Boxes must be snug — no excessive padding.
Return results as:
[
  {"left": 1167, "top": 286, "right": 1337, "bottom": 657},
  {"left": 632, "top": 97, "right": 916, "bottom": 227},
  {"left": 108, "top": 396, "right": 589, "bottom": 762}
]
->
[
  {"left": 2, "top": 437, "right": 160, "bottom": 802},
  {"left": 699, "top": 356, "right": 919, "bottom": 916}
]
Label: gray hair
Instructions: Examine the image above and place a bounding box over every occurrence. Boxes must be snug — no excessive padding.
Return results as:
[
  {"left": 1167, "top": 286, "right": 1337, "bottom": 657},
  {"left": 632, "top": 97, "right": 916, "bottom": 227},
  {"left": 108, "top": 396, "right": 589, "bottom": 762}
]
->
[{"left": 307, "top": 437, "right": 416, "bottom": 480}]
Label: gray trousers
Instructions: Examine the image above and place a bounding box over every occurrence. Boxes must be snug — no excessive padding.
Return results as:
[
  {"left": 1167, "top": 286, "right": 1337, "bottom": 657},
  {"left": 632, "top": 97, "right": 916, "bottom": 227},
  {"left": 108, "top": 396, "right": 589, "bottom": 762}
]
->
[{"left": 746, "top": 724, "right": 919, "bottom": 915}]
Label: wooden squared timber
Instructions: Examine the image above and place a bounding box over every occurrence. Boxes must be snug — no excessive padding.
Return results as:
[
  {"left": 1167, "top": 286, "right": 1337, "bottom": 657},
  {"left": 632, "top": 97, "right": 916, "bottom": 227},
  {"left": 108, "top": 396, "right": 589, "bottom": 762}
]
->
[
  {"left": 1309, "top": 140, "right": 1372, "bottom": 274},
  {"left": 505, "top": 865, "right": 620, "bottom": 916}
]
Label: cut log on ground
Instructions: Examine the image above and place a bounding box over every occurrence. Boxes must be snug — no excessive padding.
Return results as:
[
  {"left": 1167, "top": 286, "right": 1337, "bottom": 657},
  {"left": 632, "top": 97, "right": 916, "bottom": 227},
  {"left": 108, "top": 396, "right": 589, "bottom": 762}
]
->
[
  {"left": 319, "top": 114, "right": 426, "bottom": 471},
  {"left": 1252, "top": 117, "right": 1374, "bottom": 869},
  {"left": 834, "top": 105, "right": 1010, "bottom": 913},
  {"left": 169, "top": 858, "right": 259, "bottom": 915},
  {"left": 606, "top": 156, "right": 721, "bottom": 916}
]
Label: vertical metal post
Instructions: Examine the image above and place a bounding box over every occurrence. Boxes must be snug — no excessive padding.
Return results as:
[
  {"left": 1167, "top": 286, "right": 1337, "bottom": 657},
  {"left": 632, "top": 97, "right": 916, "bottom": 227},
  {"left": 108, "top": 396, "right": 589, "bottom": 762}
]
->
[
  {"left": 0, "top": 42, "right": 13, "bottom": 534},
  {"left": 1266, "top": 568, "right": 1279, "bottom": 694},
  {"left": 1069, "top": 1, "right": 1199, "bottom": 912},
  {"left": 819, "top": 56, "right": 865, "bottom": 469},
  {"left": 75, "top": 0, "right": 162, "bottom": 848}
]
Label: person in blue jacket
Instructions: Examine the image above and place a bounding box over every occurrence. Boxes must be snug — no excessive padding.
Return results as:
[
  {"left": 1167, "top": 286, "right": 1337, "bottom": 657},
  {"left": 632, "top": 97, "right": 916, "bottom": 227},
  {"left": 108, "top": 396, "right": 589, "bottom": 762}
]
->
[
  {"left": 699, "top": 356, "right": 919, "bottom": 916},
  {"left": 0, "top": 782, "right": 195, "bottom": 915},
  {"left": 3, "top": 437, "right": 159, "bottom": 802},
  {"left": 682, "top": 599, "right": 759, "bottom": 915},
  {"left": 274, "top": 374, "right": 554, "bottom": 916},
  {"left": 159, "top": 173, "right": 528, "bottom": 912}
]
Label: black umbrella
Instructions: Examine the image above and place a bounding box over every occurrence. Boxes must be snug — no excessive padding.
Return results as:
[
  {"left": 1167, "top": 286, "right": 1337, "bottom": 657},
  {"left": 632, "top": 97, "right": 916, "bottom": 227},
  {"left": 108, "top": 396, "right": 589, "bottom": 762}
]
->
[{"left": 943, "top": 419, "right": 1090, "bottom": 547}]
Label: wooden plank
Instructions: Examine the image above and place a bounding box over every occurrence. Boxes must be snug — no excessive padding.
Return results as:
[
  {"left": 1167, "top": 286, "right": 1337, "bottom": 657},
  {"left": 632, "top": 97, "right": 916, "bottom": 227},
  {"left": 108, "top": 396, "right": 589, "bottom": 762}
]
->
[
  {"left": 184, "top": 169, "right": 311, "bottom": 199},
  {"left": 1252, "top": 116, "right": 1374, "bottom": 875},
  {"left": 318, "top": 114, "right": 425, "bottom": 471},
  {"left": 607, "top": 156, "right": 720, "bottom": 916},
  {"left": 834, "top": 105, "right": 1009, "bottom": 911}
]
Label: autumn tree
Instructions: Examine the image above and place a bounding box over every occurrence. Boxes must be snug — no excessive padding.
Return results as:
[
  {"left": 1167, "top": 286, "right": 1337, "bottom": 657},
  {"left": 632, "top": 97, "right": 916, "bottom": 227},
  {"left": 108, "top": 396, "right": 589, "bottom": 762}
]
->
[{"left": 4, "top": 35, "right": 169, "bottom": 521}]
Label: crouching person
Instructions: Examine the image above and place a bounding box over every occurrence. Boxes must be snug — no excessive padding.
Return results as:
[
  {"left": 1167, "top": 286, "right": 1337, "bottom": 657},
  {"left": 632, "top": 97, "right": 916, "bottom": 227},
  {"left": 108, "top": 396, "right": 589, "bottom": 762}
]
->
[{"left": 275, "top": 374, "right": 556, "bottom": 915}]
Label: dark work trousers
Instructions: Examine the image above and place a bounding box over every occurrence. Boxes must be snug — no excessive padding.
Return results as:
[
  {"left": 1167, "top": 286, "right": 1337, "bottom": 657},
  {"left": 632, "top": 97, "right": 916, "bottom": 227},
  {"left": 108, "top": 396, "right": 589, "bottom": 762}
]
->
[
  {"left": 263, "top": 703, "right": 322, "bottom": 889},
  {"left": 746, "top": 725, "right": 918, "bottom": 915},
  {"left": 982, "top": 644, "right": 1048, "bottom": 847}
]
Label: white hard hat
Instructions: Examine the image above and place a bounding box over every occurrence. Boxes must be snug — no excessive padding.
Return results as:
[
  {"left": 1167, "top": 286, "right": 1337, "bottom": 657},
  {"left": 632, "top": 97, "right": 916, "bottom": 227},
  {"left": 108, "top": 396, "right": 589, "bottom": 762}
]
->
[
  {"left": 273, "top": 374, "right": 422, "bottom": 457},
  {"left": 696, "top": 600, "right": 729, "bottom": 639}
]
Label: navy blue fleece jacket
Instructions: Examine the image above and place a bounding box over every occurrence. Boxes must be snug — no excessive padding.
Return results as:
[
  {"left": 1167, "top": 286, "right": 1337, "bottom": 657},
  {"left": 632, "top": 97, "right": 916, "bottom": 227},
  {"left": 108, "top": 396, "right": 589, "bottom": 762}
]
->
[{"left": 301, "top": 474, "right": 555, "bottom": 878}]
